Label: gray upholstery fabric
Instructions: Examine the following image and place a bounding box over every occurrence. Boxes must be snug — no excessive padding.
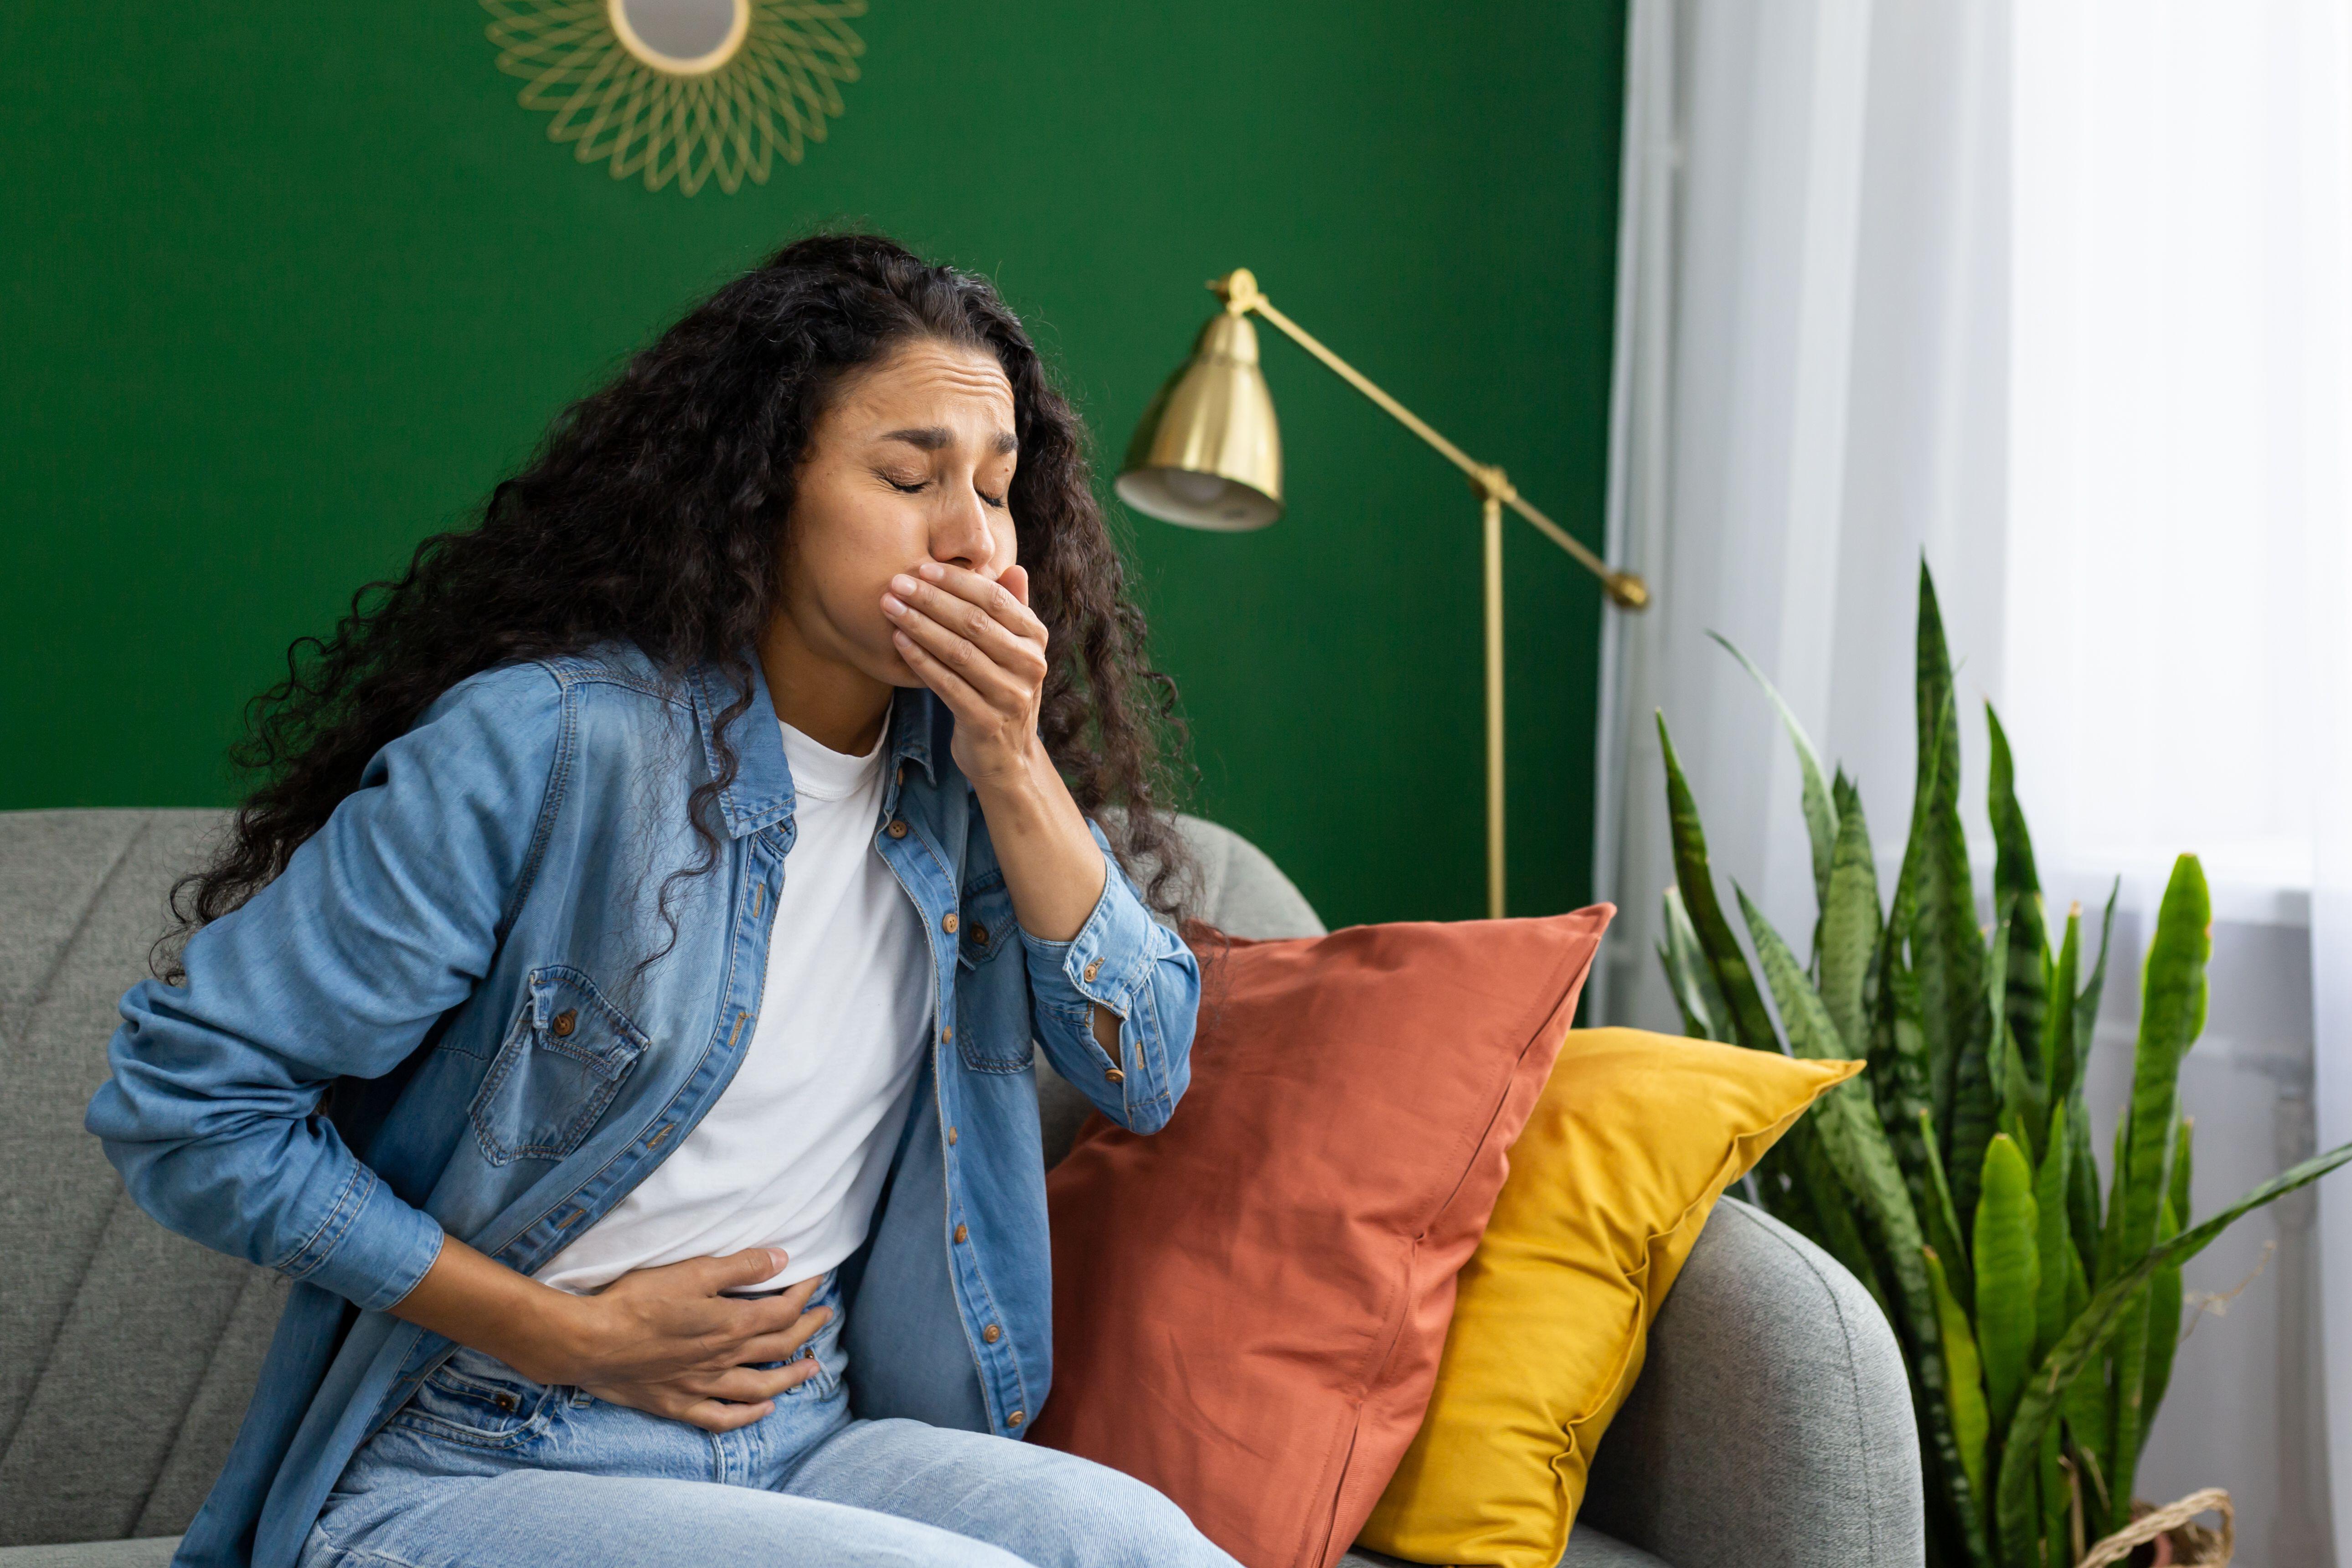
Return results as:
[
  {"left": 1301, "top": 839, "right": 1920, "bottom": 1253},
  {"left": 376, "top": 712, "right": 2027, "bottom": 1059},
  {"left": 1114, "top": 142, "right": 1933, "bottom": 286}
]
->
[
  {"left": 1580, "top": 1199, "right": 1924, "bottom": 1568},
  {"left": 0, "top": 1541, "right": 181, "bottom": 1568},
  {"left": 1, "top": 807, "right": 1920, "bottom": 1568},
  {"left": 0, "top": 810, "right": 288, "bottom": 1550}
]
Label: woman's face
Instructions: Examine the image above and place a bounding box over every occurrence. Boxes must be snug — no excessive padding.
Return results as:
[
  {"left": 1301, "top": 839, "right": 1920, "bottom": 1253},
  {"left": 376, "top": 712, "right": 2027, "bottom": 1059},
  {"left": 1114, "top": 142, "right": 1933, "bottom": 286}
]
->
[{"left": 780, "top": 336, "right": 1020, "bottom": 689}]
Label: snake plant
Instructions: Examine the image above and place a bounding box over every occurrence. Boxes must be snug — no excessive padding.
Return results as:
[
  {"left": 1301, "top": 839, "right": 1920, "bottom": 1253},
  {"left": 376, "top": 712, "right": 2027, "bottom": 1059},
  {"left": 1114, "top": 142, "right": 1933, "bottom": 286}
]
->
[{"left": 1652, "top": 564, "right": 2352, "bottom": 1568}]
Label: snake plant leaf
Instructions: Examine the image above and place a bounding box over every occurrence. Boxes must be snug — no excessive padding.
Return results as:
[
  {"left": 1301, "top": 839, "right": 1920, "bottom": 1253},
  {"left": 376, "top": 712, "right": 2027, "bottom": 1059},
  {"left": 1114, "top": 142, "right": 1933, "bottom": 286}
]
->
[
  {"left": 2056, "top": 1243, "right": 2113, "bottom": 1543},
  {"left": 2074, "top": 882, "right": 2120, "bottom": 1068},
  {"left": 2104, "top": 1285, "right": 2156, "bottom": 1537},
  {"left": 1949, "top": 901, "right": 2008, "bottom": 1234},
  {"left": 1710, "top": 631, "right": 1841, "bottom": 913},
  {"left": 1975, "top": 1134, "right": 2041, "bottom": 1435},
  {"left": 2170, "top": 1114, "right": 2194, "bottom": 1230},
  {"left": 1994, "top": 1138, "right": 2352, "bottom": 1565},
  {"left": 2097, "top": 1111, "right": 2131, "bottom": 1289},
  {"left": 1877, "top": 954, "right": 1939, "bottom": 1226},
  {"left": 2132, "top": 1189, "right": 2186, "bottom": 1489},
  {"left": 2068, "top": 887, "right": 2120, "bottom": 1274},
  {"left": 1659, "top": 885, "right": 1731, "bottom": 1042},
  {"left": 2116, "top": 857, "right": 2211, "bottom": 1267},
  {"left": 1736, "top": 889, "right": 1924, "bottom": 1323},
  {"left": 2037, "top": 1425, "right": 2069, "bottom": 1568},
  {"left": 1986, "top": 703, "right": 2050, "bottom": 1079},
  {"left": 2133, "top": 1118, "right": 2194, "bottom": 1481},
  {"left": 1926, "top": 1244, "right": 1991, "bottom": 1511},
  {"left": 1904, "top": 567, "right": 1986, "bottom": 1191},
  {"left": 2033, "top": 1104, "right": 2073, "bottom": 1363},
  {"left": 1788, "top": 1118, "right": 1891, "bottom": 1316},
  {"left": 1997, "top": 1025, "right": 2047, "bottom": 1168},
  {"left": 1917, "top": 1105, "right": 1975, "bottom": 1308},
  {"left": 1820, "top": 775, "right": 1881, "bottom": 1059},
  {"left": 2041, "top": 908, "right": 2082, "bottom": 1145},
  {"left": 1738, "top": 886, "right": 1852, "bottom": 1063},
  {"left": 1657, "top": 714, "right": 1779, "bottom": 1052}
]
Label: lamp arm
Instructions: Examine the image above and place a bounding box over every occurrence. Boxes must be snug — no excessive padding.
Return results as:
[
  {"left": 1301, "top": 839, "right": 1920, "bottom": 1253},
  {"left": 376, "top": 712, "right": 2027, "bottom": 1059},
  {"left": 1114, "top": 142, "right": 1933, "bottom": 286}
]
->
[{"left": 1227, "top": 283, "right": 1649, "bottom": 611}]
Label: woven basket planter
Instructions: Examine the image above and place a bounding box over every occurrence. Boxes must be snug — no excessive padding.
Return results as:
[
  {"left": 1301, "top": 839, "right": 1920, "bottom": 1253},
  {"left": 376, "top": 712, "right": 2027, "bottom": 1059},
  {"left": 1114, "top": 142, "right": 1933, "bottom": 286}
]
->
[{"left": 2077, "top": 1490, "right": 2233, "bottom": 1568}]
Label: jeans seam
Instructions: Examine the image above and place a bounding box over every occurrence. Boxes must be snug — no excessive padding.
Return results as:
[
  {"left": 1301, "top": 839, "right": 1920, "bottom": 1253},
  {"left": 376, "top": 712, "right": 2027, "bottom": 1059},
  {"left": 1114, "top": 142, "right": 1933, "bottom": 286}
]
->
[{"left": 310, "top": 1512, "right": 433, "bottom": 1568}]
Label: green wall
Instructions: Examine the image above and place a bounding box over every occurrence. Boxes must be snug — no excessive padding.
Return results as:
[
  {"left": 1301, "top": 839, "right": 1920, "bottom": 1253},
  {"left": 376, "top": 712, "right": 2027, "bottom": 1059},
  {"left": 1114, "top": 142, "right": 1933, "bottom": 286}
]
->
[{"left": 0, "top": 3, "right": 1626, "bottom": 928}]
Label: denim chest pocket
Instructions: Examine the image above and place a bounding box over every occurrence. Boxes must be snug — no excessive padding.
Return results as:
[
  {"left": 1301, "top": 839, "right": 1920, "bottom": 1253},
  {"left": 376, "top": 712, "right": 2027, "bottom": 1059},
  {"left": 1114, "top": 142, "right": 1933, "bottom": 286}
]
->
[
  {"left": 469, "top": 966, "right": 649, "bottom": 1166},
  {"left": 952, "top": 876, "right": 1032, "bottom": 1073}
]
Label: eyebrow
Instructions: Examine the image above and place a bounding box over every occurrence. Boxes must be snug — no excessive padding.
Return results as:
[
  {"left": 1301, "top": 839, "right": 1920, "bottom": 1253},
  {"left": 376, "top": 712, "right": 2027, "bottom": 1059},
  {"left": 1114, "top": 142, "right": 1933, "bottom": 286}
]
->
[{"left": 879, "top": 426, "right": 1019, "bottom": 457}]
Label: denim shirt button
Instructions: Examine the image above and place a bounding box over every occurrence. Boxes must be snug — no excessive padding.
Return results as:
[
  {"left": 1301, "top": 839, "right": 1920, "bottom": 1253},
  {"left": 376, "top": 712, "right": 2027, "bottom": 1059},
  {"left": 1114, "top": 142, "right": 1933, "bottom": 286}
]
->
[
  {"left": 1104, "top": 1067, "right": 1125, "bottom": 1084},
  {"left": 886, "top": 818, "right": 908, "bottom": 839},
  {"left": 942, "top": 913, "right": 959, "bottom": 935},
  {"left": 1082, "top": 958, "right": 1102, "bottom": 983},
  {"left": 982, "top": 1323, "right": 1001, "bottom": 1344},
  {"left": 1007, "top": 1409, "right": 1025, "bottom": 1427}
]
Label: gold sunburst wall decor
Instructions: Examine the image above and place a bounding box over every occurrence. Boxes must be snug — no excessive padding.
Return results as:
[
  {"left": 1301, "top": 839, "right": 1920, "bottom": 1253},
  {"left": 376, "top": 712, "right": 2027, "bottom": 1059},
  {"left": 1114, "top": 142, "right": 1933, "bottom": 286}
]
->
[{"left": 483, "top": 0, "right": 867, "bottom": 196}]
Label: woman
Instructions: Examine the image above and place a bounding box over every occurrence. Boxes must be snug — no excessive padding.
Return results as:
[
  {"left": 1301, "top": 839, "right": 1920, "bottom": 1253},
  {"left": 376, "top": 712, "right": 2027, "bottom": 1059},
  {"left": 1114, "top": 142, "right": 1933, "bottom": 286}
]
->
[{"left": 86, "top": 234, "right": 1232, "bottom": 1568}]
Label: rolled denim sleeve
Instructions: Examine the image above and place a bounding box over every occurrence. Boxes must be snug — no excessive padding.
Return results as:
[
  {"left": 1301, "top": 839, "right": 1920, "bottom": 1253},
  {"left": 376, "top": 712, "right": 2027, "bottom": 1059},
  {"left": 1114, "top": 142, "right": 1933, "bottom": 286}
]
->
[
  {"left": 1023, "top": 819, "right": 1202, "bottom": 1135},
  {"left": 84, "top": 662, "right": 566, "bottom": 1311}
]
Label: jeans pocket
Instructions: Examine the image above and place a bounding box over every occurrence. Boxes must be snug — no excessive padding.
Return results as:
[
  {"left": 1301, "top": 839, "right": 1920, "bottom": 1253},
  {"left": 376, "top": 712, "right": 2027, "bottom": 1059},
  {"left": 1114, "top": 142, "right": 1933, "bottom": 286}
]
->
[
  {"left": 390, "top": 1346, "right": 557, "bottom": 1450},
  {"left": 763, "top": 1274, "right": 847, "bottom": 1400}
]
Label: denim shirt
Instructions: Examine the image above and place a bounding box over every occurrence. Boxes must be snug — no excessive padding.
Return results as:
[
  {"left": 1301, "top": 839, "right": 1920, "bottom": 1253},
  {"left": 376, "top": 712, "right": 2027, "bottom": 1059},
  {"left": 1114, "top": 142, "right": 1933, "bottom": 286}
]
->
[{"left": 83, "top": 643, "right": 1202, "bottom": 1568}]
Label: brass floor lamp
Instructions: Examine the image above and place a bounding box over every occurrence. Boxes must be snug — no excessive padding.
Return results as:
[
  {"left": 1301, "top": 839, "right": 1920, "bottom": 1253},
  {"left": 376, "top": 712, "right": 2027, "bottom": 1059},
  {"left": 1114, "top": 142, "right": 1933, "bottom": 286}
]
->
[{"left": 1116, "top": 268, "right": 1651, "bottom": 920}]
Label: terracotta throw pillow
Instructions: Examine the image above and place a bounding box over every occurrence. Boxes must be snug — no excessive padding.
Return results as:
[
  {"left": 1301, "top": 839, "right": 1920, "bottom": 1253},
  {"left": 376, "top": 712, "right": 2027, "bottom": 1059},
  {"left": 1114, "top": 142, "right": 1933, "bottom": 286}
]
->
[
  {"left": 1031, "top": 908, "right": 1613, "bottom": 1568},
  {"left": 1357, "top": 1028, "right": 1865, "bottom": 1568}
]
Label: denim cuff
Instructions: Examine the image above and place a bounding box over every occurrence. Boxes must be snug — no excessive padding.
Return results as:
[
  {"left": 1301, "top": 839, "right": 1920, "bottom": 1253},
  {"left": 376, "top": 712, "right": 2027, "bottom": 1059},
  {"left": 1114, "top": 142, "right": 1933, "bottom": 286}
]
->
[
  {"left": 274, "top": 1161, "right": 448, "bottom": 1313},
  {"left": 1022, "top": 850, "right": 1161, "bottom": 1021}
]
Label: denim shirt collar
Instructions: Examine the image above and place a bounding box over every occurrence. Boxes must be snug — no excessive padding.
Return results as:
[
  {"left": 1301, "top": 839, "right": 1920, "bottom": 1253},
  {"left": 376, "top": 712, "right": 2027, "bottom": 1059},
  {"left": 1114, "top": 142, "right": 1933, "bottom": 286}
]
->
[{"left": 686, "top": 656, "right": 940, "bottom": 839}]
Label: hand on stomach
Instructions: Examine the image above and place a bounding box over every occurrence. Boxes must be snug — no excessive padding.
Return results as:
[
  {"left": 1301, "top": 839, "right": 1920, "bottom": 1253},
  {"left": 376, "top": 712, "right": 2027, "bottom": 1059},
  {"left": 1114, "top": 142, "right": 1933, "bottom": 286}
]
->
[{"left": 388, "top": 1238, "right": 832, "bottom": 1432}]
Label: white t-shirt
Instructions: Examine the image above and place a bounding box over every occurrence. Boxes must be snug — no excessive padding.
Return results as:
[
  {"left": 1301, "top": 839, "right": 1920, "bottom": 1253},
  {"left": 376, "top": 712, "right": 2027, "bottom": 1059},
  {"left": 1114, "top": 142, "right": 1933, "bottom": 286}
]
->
[{"left": 536, "top": 707, "right": 933, "bottom": 1296}]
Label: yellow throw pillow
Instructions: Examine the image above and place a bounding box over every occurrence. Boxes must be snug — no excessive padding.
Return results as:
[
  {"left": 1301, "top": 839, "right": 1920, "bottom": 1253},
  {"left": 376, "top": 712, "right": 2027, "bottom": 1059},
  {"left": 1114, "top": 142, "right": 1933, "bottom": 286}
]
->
[{"left": 1357, "top": 1027, "right": 1864, "bottom": 1568}]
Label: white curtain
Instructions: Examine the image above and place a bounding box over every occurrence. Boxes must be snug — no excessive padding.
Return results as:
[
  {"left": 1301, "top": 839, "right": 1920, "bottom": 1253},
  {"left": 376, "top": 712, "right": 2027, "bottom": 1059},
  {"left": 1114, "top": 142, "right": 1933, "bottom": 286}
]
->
[
  {"left": 1591, "top": 4, "right": 2352, "bottom": 1564},
  {"left": 2000, "top": 11, "right": 2352, "bottom": 1563},
  {"left": 1590, "top": 0, "right": 2012, "bottom": 1035}
]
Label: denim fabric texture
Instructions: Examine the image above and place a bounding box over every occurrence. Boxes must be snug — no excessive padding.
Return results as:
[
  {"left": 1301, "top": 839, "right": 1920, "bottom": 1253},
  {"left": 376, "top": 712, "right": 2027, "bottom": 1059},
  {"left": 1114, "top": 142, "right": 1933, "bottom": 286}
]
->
[
  {"left": 301, "top": 1273, "right": 1241, "bottom": 1568},
  {"left": 83, "top": 642, "right": 1203, "bottom": 1568}
]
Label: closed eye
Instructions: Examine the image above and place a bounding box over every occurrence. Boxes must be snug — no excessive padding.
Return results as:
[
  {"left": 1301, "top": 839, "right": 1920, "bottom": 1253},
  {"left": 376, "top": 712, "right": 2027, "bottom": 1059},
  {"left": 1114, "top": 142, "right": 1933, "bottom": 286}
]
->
[{"left": 978, "top": 487, "right": 1008, "bottom": 509}]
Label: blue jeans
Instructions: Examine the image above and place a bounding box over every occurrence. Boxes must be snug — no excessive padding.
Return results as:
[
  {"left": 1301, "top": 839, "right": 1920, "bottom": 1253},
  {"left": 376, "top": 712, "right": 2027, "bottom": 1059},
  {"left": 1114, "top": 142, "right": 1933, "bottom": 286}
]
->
[{"left": 302, "top": 1276, "right": 1238, "bottom": 1568}]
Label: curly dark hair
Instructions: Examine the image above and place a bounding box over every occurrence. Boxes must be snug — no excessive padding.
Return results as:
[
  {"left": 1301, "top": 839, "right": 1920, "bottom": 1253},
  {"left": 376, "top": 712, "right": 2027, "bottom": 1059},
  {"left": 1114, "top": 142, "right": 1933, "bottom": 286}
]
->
[{"left": 164, "top": 232, "right": 1191, "bottom": 977}]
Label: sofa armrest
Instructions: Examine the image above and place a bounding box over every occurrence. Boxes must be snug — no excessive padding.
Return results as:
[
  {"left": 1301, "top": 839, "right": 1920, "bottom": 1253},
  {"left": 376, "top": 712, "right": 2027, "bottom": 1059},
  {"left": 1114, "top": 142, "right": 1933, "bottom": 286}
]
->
[{"left": 1576, "top": 1198, "right": 1923, "bottom": 1568}]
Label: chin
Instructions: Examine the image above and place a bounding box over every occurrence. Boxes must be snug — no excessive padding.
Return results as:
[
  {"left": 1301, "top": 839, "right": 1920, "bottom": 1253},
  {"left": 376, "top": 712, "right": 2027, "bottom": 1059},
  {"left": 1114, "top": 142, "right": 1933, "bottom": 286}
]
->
[{"left": 872, "top": 649, "right": 928, "bottom": 689}]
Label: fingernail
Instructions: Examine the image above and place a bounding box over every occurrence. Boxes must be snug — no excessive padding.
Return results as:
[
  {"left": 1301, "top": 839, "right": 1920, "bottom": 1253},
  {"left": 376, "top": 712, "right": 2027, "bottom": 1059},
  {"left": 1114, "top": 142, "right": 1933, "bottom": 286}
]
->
[
  {"left": 881, "top": 594, "right": 905, "bottom": 615},
  {"left": 890, "top": 574, "right": 919, "bottom": 595},
  {"left": 918, "top": 562, "right": 945, "bottom": 580},
  {"left": 892, "top": 631, "right": 913, "bottom": 650},
  {"left": 769, "top": 1248, "right": 788, "bottom": 1267}
]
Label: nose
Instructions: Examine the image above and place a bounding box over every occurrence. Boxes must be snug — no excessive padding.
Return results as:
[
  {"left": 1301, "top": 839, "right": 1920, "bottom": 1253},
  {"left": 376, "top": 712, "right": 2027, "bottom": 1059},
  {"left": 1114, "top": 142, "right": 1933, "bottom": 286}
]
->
[{"left": 929, "top": 484, "right": 996, "bottom": 573}]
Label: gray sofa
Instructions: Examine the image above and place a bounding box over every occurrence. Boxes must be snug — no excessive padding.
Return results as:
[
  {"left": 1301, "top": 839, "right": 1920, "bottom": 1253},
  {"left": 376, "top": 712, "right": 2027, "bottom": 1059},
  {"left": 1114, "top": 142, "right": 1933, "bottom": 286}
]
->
[{"left": 0, "top": 808, "right": 1922, "bottom": 1567}]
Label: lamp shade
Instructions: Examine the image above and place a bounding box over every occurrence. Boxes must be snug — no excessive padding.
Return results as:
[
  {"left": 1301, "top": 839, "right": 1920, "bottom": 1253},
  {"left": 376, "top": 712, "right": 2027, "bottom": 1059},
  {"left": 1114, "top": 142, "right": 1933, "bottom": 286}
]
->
[{"left": 1115, "top": 309, "right": 1283, "bottom": 531}]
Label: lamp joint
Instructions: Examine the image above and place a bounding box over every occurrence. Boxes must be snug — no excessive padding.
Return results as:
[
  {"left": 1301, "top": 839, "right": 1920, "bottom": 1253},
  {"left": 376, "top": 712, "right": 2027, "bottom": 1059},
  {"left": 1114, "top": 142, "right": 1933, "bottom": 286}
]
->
[
  {"left": 1209, "top": 268, "right": 1264, "bottom": 315},
  {"left": 1468, "top": 464, "right": 1515, "bottom": 504}
]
